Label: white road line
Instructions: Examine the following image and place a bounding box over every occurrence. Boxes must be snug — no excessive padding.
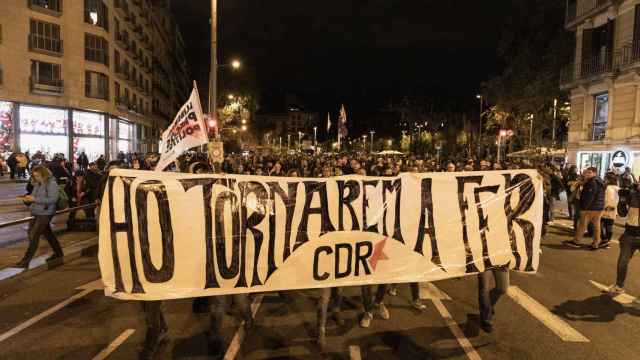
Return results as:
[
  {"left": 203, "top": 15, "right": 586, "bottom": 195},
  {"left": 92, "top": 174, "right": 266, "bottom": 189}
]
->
[
  {"left": 349, "top": 345, "right": 362, "bottom": 360},
  {"left": 507, "top": 286, "right": 589, "bottom": 342},
  {"left": 589, "top": 280, "right": 639, "bottom": 305},
  {"left": 91, "top": 329, "right": 135, "bottom": 360},
  {"left": 0, "top": 279, "right": 102, "bottom": 343},
  {"left": 431, "top": 298, "right": 482, "bottom": 360},
  {"left": 420, "top": 282, "right": 452, "bottom": 300},
  {"left": 223, "top": 294, "right": 264, "bottom": 360}
]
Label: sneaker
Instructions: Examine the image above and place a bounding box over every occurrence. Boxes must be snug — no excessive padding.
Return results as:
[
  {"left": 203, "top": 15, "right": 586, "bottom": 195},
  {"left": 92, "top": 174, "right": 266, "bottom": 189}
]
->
[
  {"left": 412, "top": 299, "right": 427, "bottom": 310},
  {"left": 388, "top": 287, "right": 398, "bottom": 296},
  {"left": 376, "top": 302, "right": 390, "bottom": 320},
  {"left": 359, "top": 312, "right": 373, "bottom": 328},
  {"left": 607, "top": 285, "right": 625, "bottom": 295}
]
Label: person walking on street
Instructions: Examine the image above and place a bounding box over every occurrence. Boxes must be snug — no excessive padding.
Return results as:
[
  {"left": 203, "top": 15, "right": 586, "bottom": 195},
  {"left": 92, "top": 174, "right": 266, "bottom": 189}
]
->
[
  {"left": 608, "top": 182, "right": 640, "bottom": 294},
  {"left": 15, "top": 165, "right": 63, "bottom": 268},
  {"left": 7, "top": 152, "right": 17, "bottom": 179},
  {"left": 565, "top": 167, "right": 605, "bottom": 250},
  {"left": 619, "top": 166, "right": 637, "bottom": 189},
  {"left": 564, "top": 165, "right": 579, "bottom": 219},
  {"left": 601, "top": 173, "right": 620, "bottom": 248},
  {"left": 477, "top": 266, "right": 509, "bottom": 333}
]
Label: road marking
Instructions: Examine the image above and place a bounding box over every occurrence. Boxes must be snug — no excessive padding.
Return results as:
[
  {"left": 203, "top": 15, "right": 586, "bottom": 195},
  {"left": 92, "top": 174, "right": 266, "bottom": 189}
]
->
[
  {"left": 223, "top": 294, "right": 264, "bottom": 360},
  {"left": 0, "top": 279, "right": 102, "bottom": 343},
  {"left": 431, "top": 297, "right": 482, "bottom": 360},
  {"left": 507, "top": 286, "right": 589, "bottom": 342},
  {"left": 349, "top": 345, "right": 362, "bottom": 360},
  {"left": 420, "top": 282, "right": 452, "bottom": 300},
  {"left": 589, "top": 280, "right": 639, "bottom": 305},
  {"left": 91, "top": 329, "right": 135, "bottom": 360}
]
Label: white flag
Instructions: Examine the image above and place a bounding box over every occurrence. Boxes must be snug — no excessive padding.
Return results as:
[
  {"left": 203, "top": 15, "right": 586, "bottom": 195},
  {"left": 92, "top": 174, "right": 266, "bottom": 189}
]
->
[
  {"left": 326, "top": 113, "right": 331, "bottom": 132},
  {"left": 156, "top": 87, "right": 208, "bottom": 171}
]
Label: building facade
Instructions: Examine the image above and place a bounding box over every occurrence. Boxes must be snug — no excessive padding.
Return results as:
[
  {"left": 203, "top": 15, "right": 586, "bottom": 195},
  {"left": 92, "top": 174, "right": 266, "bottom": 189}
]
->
[
  {"left": 562, "top": 0, "right": 640, "bottom": 178},
  {"left": 0, "top": 0, "right": 190, "bottom": 162}
]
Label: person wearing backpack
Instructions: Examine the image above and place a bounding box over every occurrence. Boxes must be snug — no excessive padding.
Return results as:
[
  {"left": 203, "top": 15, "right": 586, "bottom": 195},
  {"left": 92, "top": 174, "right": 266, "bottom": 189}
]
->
[{"left": 15, "top": 165, "right": 63, "bottom": 268}]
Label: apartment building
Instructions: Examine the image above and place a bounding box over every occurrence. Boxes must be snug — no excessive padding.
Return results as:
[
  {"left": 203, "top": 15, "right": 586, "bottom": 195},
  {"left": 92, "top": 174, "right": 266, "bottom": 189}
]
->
[
  {"left": 0, "top": 0, "right": 191, "bottom": 162},
  {"left": 562, "top": 0, "right": 640, "bottom": 178}
]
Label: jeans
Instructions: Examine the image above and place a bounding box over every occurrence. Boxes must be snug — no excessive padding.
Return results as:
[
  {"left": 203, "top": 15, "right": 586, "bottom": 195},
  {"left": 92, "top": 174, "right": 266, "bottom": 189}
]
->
[
  {"left": 361, "top": 284, "right": 387, "bottom": 313},
  {"left": 209, "top": 294, "right": 251, "bottom": 341},
  {"left": 318, "top": 287, "right": 342, "bottom": 329},
  {"left": 478, "top": 267, "right": 509, "bottom": 325},
  {"left": 601, "top": 218, "right": 614, "bottom": 243},
  {"left": 575, "top": 210, "right": 603, "bottom": 246},
  {"left": 20, "top": 215, "right": 62, "bottom": 263},
  {"left": 616, "top": 233, "right": 640, "bottom": 288}
]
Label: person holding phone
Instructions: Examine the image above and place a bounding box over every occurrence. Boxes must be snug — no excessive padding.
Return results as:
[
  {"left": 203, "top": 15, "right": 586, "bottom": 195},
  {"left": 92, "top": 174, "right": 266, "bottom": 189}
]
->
[{"left": 15, "top": 165, "right": 63, "bottom": 268}]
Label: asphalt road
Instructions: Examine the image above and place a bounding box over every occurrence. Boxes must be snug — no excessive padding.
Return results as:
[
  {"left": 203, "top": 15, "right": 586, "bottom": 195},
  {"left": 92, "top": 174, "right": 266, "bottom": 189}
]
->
[{"left": 0, "top": 222, "right": 638, "bottom": 360}]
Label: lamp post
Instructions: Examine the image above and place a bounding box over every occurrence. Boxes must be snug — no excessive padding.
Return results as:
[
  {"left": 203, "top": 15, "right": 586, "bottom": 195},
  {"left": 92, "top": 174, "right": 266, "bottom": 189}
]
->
[
  {"left": 313, "top": 126, "right": 317, "bottom": 151},
  {"left": 476, "top": 94, "right": 483, "bottom": 156},
  {"left": 370, "top": 130, "right": 375, "bottom": 153},
  {"left": 298, "top": 131, "right": 303, "bottom": 150},
  {"left": 279, "top": 136, "right": 282, "bottom": 153},
  {"left": 552, "top": 98, "right": 558, "bottom": 148},
  {"left": 497, "top": 129, "right": 507, "bottom": 163},
  {"left": 529, "top": 114, "right": 534, "bottom": 148},
  {"left": 287, "top": 134, "right": 291, "bottom": 151}
]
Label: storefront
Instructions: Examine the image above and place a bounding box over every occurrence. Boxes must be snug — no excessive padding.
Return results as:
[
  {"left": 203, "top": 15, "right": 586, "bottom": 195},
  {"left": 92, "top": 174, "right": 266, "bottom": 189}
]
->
[
  {"left": 18, "top": 104, "right": 69, "bottom": 159},
  {"left": 0, "top": 101, "right": 14, "bottom": 153},
  {"left": 577, "top": 148, "right": 640, "bottom": 179},
  {"left": 72, "top": 110, "right": 106, "bottom": 163}
]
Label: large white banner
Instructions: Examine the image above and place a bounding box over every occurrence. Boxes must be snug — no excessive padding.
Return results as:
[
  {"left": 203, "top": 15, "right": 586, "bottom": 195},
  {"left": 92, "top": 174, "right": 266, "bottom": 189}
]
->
[
  {"left": 156, "top": 87, "right": 208, "bottom": 171},
  {"left": 99, "top": 169, "right": 543, "bottom": 301}
]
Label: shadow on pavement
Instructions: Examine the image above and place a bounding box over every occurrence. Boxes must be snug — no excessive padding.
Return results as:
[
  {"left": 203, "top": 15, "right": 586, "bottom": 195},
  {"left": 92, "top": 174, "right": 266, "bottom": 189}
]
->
[{"left": 552, "top": 294, "right": 640, "bottom": 322}]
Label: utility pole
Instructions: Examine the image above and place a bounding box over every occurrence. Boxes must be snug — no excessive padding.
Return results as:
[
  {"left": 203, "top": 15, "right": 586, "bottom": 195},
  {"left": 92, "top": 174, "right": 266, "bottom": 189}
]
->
[
  {"left": 529, "top": 114, "right": 534, "bottom": 148},
  {"left": 552, "top": 98, "right": 558, "bottom": 148},
  {"left": 370, "top": 130, "right": 375, "bottom": 153},
  {"left": 209, "top": 0, "right": 218, "bottom": 133}
]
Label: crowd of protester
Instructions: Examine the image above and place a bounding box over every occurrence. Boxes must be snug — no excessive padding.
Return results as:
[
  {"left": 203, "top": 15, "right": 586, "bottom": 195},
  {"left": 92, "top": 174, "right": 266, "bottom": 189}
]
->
[{"left": 5, "top": 148, "right": 640, "bottom": 358}]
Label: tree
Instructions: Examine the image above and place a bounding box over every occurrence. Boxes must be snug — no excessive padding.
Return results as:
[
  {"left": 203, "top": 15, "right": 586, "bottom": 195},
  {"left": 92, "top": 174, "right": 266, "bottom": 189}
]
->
[{"left": 481, "top": 0, "right": 573, "bottom": 148}]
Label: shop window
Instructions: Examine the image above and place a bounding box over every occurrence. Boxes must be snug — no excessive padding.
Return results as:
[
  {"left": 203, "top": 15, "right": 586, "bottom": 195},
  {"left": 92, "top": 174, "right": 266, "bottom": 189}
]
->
[
  {"left": 73, "top": 110, "right": 105, "bottom": 162},
  {"left": 84, "top": 0, "right": 108, "bottom": 31},
  {"left": 0, "top": 101, "right": 14, "bottom": 152},
  {"left": 19, "top": 105, "right": 69, "bottom": 159},
  {"left": 85, "top": 71, "right": 109, "bottom": 100},
  {"left": 30, "top": 60, "right": 63, "bottom": 94},
  {"left": 592, "top": 93, "right": 608, "bottom": 140},
  {"left": 29, "top": 19, "right": 63, "bottom": 55},
  {"left": 85, "top": 33, "right": 109, "bottom": 66}
]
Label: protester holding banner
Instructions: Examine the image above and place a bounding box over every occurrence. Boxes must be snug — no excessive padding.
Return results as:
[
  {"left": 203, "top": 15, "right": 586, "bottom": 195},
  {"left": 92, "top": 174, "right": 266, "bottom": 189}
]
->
[{"left": 608, "top": 182, "right": 640, "bottom": 295}]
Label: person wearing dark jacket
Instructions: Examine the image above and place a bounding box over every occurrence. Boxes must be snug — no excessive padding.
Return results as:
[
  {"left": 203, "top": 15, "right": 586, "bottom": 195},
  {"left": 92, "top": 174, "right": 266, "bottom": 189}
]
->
[
  {"left": 568, "top": 167, "right": 605, "bottom": 250},
  {"left": 607, "top": 183, "right": 640, "bottom": 294}
]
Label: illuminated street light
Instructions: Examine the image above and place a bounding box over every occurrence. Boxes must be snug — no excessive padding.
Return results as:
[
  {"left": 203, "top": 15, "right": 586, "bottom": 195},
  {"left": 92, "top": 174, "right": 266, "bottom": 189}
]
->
[
  {"left": 241, "top": 125, "right": 247, "bottom": 131},
  {"left": 231, "top": 59, "right": 241, "bottom": 69},
  {"left": 228, "top": 94, "right": 235, "bottom": 100},
  {"left": 241, "top": 119, "right": 246, "bottom": 124}
]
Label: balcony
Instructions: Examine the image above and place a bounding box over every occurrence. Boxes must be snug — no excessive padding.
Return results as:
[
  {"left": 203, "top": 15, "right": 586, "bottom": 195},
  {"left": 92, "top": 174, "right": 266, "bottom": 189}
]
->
[
  {"left": 28, "top": 0, "right": 62, "bottom": 17},
  {"left": 583, "top": 123, "right": 608, "bottom": 141},
  {"left": 85, "top": 84, "right": 109, "bottom": 101},
  {"left": 28, "top": 34, "right": 63, "bottom": 56},
  {"left": 560, "top": 50, "right": 618, "bottom": 88},
  {"left": 566, "top": 0, "right": 613, "bottom": 29},
  {"left": 114, "top": 0, "right": 129, "bottom": 17},
  {"left": 30, "top": 76, "right": 63, "bottom": 95}
]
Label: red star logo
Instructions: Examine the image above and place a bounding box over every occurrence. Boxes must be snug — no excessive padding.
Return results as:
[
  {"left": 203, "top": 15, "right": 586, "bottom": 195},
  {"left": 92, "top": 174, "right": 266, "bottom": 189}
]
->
[{"left": 369, "top": 237, "right": 390, "bottom": 271}]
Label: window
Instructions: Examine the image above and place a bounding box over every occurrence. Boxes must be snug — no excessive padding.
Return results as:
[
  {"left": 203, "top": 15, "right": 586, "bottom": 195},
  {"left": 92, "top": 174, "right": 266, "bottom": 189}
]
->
[
  {"left": 114, "top": 50, "right": 121, "bottom": 71},
  {"left": 85, "top": 71, "right": 108, "bottom": 100},
  {"left": 29, "top": 19, "right": 62, "bottom": 54},
  {"left": 124, "top": 88, "right": 130, "bottom": 105},
  {"left": 28, "top": 0, "right": 62, "bottom": 14},
  {"left": 114, "top": 81, "right": 121, "bottom": 103},
  {"left": 84, "top": 0, "right": 108, "bottom": 30},
  {"left": 85, "top": 33, "right": 108, "bottom": 65},
  {"left": 592, "top": 93, "right": 608, "bottom": 140},
  {"left": 30, "top": 60, "right": 63, "bottom": 93}
]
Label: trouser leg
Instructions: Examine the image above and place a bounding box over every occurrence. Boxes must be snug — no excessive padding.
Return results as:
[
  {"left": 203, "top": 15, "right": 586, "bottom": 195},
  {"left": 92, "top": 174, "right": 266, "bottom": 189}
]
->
[
  {"left": 42, "top": 216, "right": 62, "bottom": 256},
  {"left": 616, "top": 234, "right": 638, "bottom": 288},
  {"left": 142, "top": 301, "right": 167, "bottom": 332},
  {"left": 489, "top": 268, "right": 510, "bottom": 307},
  {"left": 209, "top": 296, "right": 230, "bottom": 342},
  {"left": 410, "top": 283, "right": 420, "bottom": 302},
  {"left": 478, "top": 271, "right": 492, "bottom": 325},
  {"left": 318, "top": 288, "right": 330, "bottom": 330},
  {"left": 374, "top": 284, "right": 387, "bottom": 304},
  {"left": 361, "top": 286, "right": 374, "bottom": 313},
  {"left": 574, "top": 211, "right": 588, "bottom": 243},
  {"left": 20, "top": 217, "right": 47, "bottom": 263},
  {"left": 590, "top": 212, "right": 603, "bottom": 246}
]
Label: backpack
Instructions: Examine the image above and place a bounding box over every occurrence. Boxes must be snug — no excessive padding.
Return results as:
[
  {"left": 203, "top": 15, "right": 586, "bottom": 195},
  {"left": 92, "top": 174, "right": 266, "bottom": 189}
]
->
[{"left": 56, "top": 184, "right": 69, "bottom": 210}]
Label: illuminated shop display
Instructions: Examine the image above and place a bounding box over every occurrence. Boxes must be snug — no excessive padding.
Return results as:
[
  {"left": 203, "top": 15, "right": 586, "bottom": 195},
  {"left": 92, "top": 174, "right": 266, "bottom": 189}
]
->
[
  {"left": 0, "top": 101, "right": 14, "bottom": 152},
  {"left": 19, "top": 105, "right": 69, "bottom": 158},
  {"left": 72, "top": 110, "right": 105, "bottom": 162}
]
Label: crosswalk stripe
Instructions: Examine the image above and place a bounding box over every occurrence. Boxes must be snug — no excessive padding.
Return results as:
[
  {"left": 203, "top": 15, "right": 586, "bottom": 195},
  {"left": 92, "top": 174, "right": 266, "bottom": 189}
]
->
[
  {"left": 589, "top": 280, "right": 639, "bottom": 305},
  {"left": 91, "top": 329, "right": 135, "bottom": 360},
  {"left": 223, "top": 294, "right": 264, "bottom": 360},
  {"left": 507, "top": 286, "right": 589, "bottom": 342},
  {"left": 431, "top": 297, "right": 482, "bottom": 360}
]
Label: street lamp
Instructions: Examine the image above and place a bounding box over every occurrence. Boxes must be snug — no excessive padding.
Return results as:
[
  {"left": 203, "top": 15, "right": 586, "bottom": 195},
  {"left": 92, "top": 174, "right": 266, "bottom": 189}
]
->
[
  {"left": 361, "top": 135, "right": 367, "bottom": 151},
  {"left": 313, "top": 126, "right": 317, "bottom": 149},
  {"left": 228, "top": 94, "right": 235, "bottom": 100},
  {"left": 370, "top": 130, "right": 375, "bottom": 153},
  {"left": 231, "top": 59, "right": 241, "bottom": 69},
  {"left": 476, "top": 94, "right": 483, "bottom": 156},
  {"left": 298, "top": 131, "right": 303, "bottom": 150},
  {"left": 241, "top": 125, "right": 247, "bottom": 132},
  {"left": 497, "top": 129, "right": 507, "bottom": 163}
]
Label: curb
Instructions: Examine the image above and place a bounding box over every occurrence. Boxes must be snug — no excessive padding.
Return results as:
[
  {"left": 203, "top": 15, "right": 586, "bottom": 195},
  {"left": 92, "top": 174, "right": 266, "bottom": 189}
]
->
[{"left": 0, "top": 236, "right": 98, "bottom": 286}]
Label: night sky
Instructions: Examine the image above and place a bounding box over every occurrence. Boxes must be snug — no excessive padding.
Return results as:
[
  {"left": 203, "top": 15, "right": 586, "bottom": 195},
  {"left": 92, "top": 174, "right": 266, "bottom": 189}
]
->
[{"left": 172, "top": 0, "right": 511, "bottom": 116}]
